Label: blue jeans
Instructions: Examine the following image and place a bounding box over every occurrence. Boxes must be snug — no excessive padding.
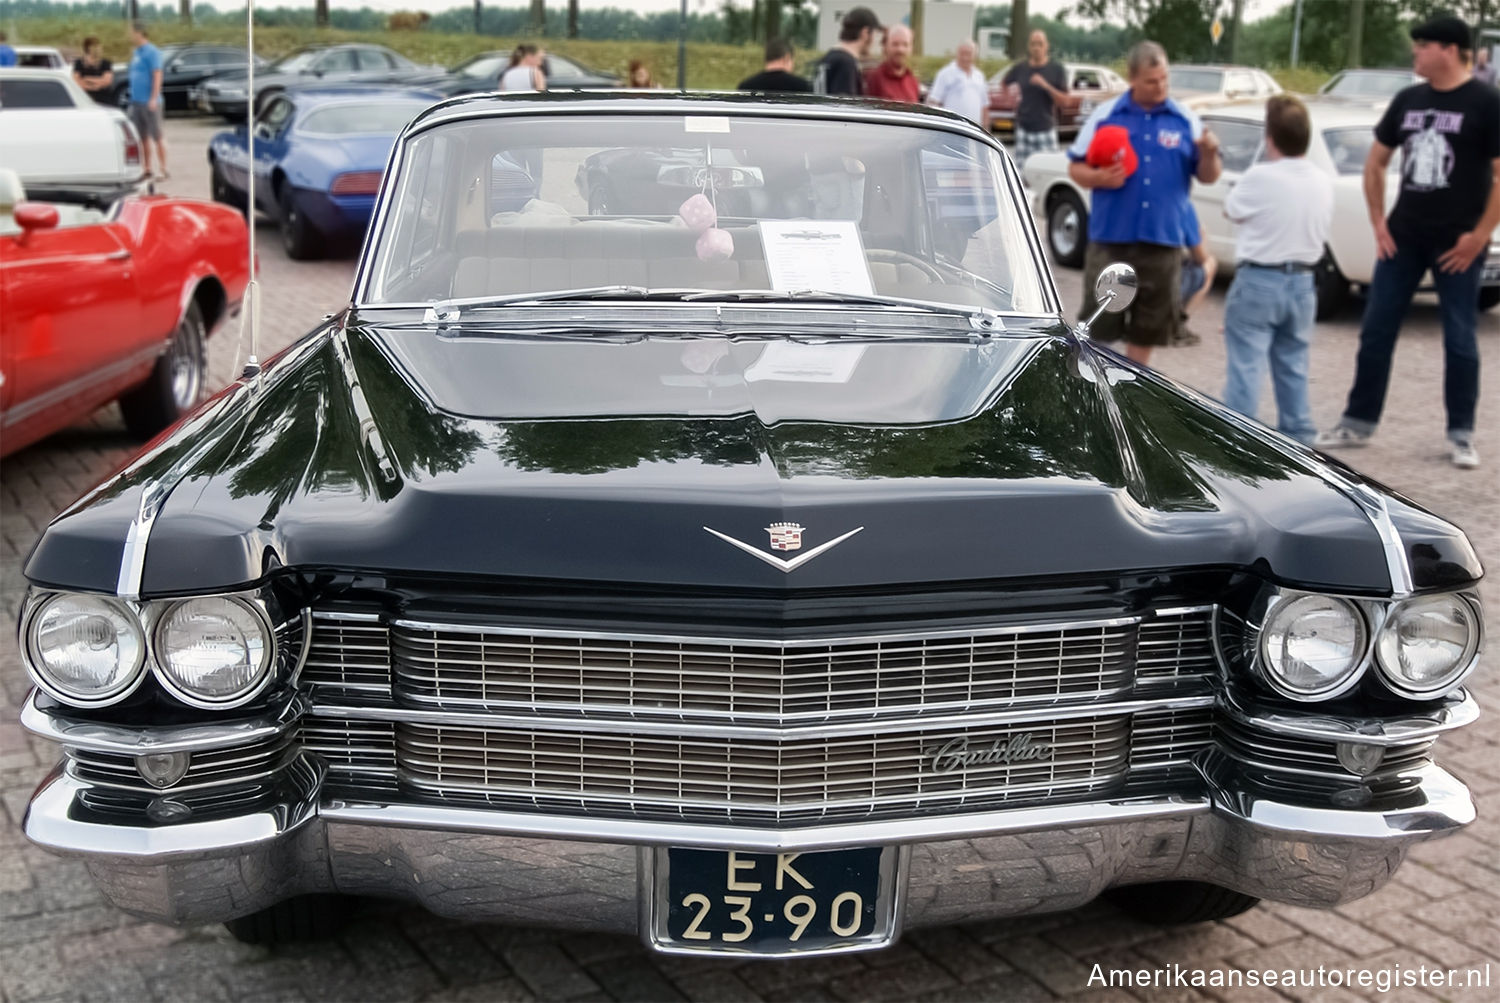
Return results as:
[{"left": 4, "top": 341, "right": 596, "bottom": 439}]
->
[
  {"left": 1341, "top": 234, "right": 1482, "bottom": 441},
  {"left": 1222, "top": 265, "right": 1318, "bottom": 444}
]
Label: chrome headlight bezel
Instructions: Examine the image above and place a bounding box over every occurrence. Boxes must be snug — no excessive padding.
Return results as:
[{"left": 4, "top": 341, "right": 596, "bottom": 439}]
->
[
  {"left": 1254, "top": 590, "right": 1372, "bottom": 701},
  {"left": 21, "top": 592, "right": 149, "bottom": 708},
  {"left": 151, "top": 595, "right": 279, "bottom": 710},
  {"left": 1373, "top": 592, "right": 1483, "bottom": 699}
]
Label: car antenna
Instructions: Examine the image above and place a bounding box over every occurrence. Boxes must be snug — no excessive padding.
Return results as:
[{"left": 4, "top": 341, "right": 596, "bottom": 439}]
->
[{"left": 235, "top": 0, "right": 262, "bottom": 384}]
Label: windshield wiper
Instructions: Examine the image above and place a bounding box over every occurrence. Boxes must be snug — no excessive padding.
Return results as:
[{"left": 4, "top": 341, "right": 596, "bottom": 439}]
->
[
  {"left": 681, "top": 288, "right": 1004, "bottom": 326},
  {"left": 420, "top": 287, "right": 719, "bottom": 321}
]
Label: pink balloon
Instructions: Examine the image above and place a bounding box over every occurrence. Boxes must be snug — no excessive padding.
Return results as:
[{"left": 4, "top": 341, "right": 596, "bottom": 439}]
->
[{"left": 696, "top": 227, "right": 734, "bottom": 261}]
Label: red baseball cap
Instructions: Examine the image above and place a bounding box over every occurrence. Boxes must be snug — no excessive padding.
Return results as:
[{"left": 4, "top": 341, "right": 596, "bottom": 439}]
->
[{"left": 1086, "top": 124, "right": 1138, "bottom": 177}]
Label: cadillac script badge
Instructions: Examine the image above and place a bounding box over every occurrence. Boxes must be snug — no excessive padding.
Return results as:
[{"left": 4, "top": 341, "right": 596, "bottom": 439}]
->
[
  {"left": 766, "top": 523, "right": 804, "bottom": 551},
  {"left": 929, "top": 735, "right": 1054, "bottom": 774}
]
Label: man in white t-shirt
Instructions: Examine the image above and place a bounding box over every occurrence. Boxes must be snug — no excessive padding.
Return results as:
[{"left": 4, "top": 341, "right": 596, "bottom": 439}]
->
[
  {"left": 928, "top": 40, "right": 989, "bottom": 128},
  {"left": 1220, "top": 94, "right": 1334, "bottom": 444}
]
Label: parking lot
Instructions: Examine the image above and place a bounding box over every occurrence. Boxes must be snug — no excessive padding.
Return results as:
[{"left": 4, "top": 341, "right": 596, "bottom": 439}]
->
[{"left": 1, "top": 114, "right": 1497, "bottom": 1002}]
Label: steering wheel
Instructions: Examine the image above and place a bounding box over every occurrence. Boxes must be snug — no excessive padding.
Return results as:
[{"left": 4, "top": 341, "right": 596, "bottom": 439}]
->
[{"left": 866, "top": 247, "right": 946, "bottom": 283}]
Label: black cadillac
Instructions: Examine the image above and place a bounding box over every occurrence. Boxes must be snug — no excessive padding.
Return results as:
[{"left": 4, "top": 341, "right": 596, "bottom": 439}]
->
[{"left": 19, "top": 93, "right": 1484, "bottom": 955}]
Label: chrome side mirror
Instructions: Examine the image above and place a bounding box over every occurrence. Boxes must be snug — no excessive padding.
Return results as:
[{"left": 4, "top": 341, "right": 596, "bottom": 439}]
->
[{"left": 1076, "top": 262, "right": 1137, "bottom": 338}]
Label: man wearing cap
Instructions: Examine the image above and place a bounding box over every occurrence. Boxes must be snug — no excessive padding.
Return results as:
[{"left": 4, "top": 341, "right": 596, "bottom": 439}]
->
[
  {"left": 1066, "top": 41, "right": 1220, "bottom": 366},
  {"left": 816, "top": 6, "right": 881, "bottom": 97},
  {"left": 1316, "top": 14, "right": 1499, "bottom": 469}
]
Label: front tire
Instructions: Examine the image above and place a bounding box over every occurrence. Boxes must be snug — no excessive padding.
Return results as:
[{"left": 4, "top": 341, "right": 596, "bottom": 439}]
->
[
  {"left": 118, "top": 300, "right": 207, "bottom": 439},
  {"left": 1047, "top": 189, "right": 1088, "bottom": 269},
  {"left": 278, "top": 185, "right": 320, "bottom": 260},
  {"left": 1479, "top": 286, "right": 1500, "bottom": 312},
  {"left": 1104, "top": 881, "right": 1260, "bottom": 925},
  {"left": 225, "top": 895, "right": 353, "bottom": 945}
]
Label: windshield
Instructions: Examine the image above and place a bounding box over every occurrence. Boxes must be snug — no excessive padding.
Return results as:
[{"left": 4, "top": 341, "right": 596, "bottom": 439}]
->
[
  {"left": 272, "top": 50, "right": 320, "bottom": 73},
  {"left": 301, "top": 101, "right": 434, "bottom": 135},
  {"left": 364, "top": 112, "right": 1050, "bottom": 315},
  {"left": 1322, "top": 72, "right": 1413, "bottom": 98},
  {"left": 1170, "top": 68, "right": 1223, "bottom": 92}
]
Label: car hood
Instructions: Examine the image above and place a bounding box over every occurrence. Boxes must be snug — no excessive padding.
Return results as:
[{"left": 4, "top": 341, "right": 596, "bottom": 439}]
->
[{"left": 27, "top": 322, "right": 1479, "bottom": 596}]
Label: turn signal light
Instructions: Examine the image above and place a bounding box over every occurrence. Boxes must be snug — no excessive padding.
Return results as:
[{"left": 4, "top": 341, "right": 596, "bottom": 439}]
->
[{"left": 330, "top": 171, "right": 382, "bottom": 195}]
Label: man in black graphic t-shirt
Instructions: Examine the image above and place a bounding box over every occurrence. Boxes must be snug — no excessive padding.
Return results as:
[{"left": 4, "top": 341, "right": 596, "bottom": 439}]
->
[{"left": 1316, "top": 14, "right": 1500, "bottom": 469}]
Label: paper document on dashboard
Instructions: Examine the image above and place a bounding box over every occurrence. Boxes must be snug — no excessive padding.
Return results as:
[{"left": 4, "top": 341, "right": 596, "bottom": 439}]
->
[{"left": 758, "top": 221, "right": 875, "bottom": 295}]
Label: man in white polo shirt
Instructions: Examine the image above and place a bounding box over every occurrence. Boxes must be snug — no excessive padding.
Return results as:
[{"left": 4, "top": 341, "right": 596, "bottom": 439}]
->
[
  {"left": 1220, "top": 93, "right": 1334, "bottom": 444},
  {"left": 928, "top": 40, "right": 989, "bottom": 128}
]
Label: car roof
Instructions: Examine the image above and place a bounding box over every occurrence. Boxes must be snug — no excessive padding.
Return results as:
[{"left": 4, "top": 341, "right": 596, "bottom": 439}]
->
[
  {"left": 1196, "top": 97, "right": 1382, "bottom": 129},
  {"left": 406, "top": 89, "right": 993, "bottom": 133},
  {"left": 14, "top": 46, "right": 62, "bottom": 53},
  {"left": 282, "top": 84, "right": 444, "bottom": 106}
]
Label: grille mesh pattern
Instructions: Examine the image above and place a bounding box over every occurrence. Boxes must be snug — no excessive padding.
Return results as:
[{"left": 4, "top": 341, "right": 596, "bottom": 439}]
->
[
  {"left": 300, "top": 615, "right": 391, "bottom": 695},
  {"left": 392, "top": 716, "right": 1129, "bottom": 822},
  {"left": 70, "top": 732, "right": 299, "bottom": 794}
]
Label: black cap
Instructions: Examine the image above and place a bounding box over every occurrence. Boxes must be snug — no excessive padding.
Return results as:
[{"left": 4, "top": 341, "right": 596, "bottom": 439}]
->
[
  {"left": 1410, "top": 13, "right": 1472, "bottom": 49},
  {"left": 841, "top": 6, "right": 883, "bottom": 35}
]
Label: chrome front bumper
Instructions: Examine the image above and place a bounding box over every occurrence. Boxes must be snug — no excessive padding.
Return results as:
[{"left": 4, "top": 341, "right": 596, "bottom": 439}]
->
[{"left": 23, "top": 739, "right": 1475, "bottom": 940}]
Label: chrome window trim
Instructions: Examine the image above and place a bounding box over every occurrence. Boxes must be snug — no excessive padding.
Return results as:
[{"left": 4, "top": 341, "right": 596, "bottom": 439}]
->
[
  {"left": 307, "top": 692, "right": 1216, "bottom": 741},
  {"left": 639, "top": 844, "right": 908, "bottom": 958}
]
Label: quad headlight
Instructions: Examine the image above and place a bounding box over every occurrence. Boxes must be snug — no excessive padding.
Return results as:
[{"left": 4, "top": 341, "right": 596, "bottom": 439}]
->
[
  {"left": 24, "top": 594, "right": 146, "bottom": 707},
  {"left": 1375, "top": 594, "right": 1481, "bottom": 698},
  {"left": 153, "top": 596, "right": 275, "bottom": 708},
  {"left": 1257, "top": 594, "right": 1369, "bottom": 700}
]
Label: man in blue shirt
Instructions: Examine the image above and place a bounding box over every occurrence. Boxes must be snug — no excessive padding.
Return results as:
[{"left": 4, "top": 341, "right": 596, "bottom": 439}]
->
[
  {"left": 1066, "top": 41, "right": 1222, "bottom": 365},
  {"left": 0, "top": 31, "right": 18, "bottom": 67},
  {"left": 127, "top": 22, "right": 167, "bottom": 180}
]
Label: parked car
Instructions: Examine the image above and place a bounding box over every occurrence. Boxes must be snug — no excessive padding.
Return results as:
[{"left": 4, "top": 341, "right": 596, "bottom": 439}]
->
[
  {"left": 208, "top": 86, "right": 440, "bottom": 259},
  {"left": 193, "top": 44, "right": 443, "bottom": 118},
  {"left": 0, "top": 68, "right": 145, "bottom": 199},
  {"left": 434, "top": 49, "right": 621, "bottom": 96},
  {"left": 18, "top": 93, "right": 1483, "bottom": 957},
  {"left": 12, "top": 45, "right": 66, "bottom": 70},
  {"left": 105, "top": 44, "right": 268, "bottom": 112},
  {"left": 1023, "top": 98, "right": 1500, "bottom": 317},
  {"left": 987, "top": 62, "right": 1126, "bottom": 138},
  {"left": 1317, "top": 67, "right": 1422, "bottom": 107},
  {"left": 0, "top": 168, "right": 250, "bottom": 456},
  {"left": 1168, "top": 63, "right": 1282, "bottom": 108}
]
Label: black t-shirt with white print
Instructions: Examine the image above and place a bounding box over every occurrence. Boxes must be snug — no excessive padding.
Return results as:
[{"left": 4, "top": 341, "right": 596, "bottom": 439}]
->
[{"left": 1375, "top": 79, "right": 1500, "bottom": 244}]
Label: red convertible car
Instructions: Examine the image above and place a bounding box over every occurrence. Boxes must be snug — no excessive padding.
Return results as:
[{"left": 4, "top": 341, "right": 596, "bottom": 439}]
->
[{"left": 0, "top": 171, "right": 250, "bottom": 458}]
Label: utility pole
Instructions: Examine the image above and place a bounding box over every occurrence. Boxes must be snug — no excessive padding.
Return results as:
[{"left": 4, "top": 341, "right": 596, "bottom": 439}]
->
[
  {"left": 1229, "top": 0, "right": 1245, "bottom": 63},
  {"left": 1009, "top": 0, "right": 1029, "bottom": 60},
  {"left": 473, "top": 0, "right": 481, "bottom": 36},
  {"left": 1349, "top": 0, "right": 1365, "bottom": 69},
  {"left": 677, "top": 0, "right": 687, "bottom": 90},
  {"left": 1290, "top": 0, "right": 1304, "bottom": 68}
]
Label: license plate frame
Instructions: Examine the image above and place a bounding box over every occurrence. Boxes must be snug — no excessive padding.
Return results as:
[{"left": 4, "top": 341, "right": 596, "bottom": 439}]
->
[{"left": 642, "top": 845, "right": 906, "bottom": 957}]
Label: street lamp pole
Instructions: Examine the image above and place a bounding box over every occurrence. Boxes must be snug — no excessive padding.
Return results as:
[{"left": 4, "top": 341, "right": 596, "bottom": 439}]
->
[
  {"left": 677, "top": 0, "right": 688, "bottom": 90},
  {"left": 1290, "top": 0, "right": 1305, "bottom": 68}
]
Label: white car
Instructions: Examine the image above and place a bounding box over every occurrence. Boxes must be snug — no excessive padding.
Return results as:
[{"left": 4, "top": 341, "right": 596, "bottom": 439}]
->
[
  {"left": 11, "top": 46, "right": 67, "bottom": 70},
  {"left": 0, "top": 68, "right": 145, "bottom": 197},
  {"left": 1022, "top": 98, "right": 1500, "bottom": 317},
  {"left": 1317, "top": 68, "right": 1423, "bottom": 108},
  {"left": 1169, "top": 64, "right": 1282, "bottom": 109}
]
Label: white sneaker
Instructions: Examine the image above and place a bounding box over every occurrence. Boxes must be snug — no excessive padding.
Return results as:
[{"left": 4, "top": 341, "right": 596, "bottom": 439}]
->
[
  {"left": 1314, "top": 425, "right": 1370, "bottom": 449},
  {"left": 1451, "top": 442, "right": 1480, "bottom": 469}
]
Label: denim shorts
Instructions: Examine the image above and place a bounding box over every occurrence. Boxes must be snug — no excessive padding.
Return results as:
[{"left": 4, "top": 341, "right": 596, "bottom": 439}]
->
[{"left": 1180, "top": 260, "right": 1207, "bottom": 302}]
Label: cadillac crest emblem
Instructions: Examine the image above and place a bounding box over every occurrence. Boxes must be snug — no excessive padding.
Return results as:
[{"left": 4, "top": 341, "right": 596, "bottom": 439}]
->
[{"left": 766, "top": 522, "right": 804, "bottom": 551}]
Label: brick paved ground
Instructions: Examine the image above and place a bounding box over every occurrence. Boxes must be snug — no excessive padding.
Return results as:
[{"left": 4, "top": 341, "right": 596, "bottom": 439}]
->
[{"left": 0, "top": 117, "right": 1496, "bottom": 1003}]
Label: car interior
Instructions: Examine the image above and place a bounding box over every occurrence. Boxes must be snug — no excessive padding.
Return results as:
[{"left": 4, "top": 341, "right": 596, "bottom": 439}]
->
[{"left": 369, "top": 115, "right": 1046, "bottom": 314}]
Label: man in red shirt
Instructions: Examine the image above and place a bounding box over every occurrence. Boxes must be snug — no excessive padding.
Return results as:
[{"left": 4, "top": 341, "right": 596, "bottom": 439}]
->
[{"left": 864, "top": 24, "right": 921, "bottom": 104}]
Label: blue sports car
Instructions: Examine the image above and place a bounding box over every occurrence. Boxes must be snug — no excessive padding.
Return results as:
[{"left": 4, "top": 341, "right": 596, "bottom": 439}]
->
[{"left": 208, "top": 85, "right": 441, "bottom": 259}]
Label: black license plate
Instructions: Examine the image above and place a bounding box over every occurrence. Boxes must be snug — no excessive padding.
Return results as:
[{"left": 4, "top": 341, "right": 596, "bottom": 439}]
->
[{"left": 652, "top": 847, "right": 897, "bottom": 955}]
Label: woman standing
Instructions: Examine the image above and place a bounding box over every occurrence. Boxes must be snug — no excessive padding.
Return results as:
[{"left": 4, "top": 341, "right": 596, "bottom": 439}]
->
[{"left": 499, "top": 44, "right": 546, "bottom": 92}]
